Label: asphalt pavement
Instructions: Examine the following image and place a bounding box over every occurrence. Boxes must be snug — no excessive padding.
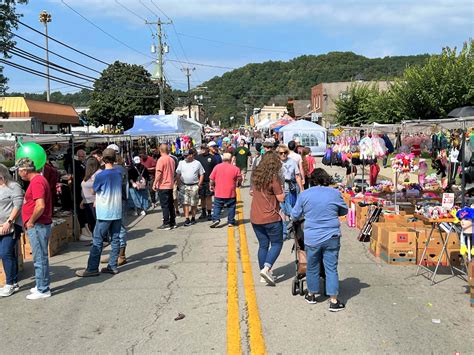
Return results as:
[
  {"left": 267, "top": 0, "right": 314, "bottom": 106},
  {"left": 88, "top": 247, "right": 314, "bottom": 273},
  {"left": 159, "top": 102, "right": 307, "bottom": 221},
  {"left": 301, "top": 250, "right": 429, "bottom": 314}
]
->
[{"left": 1, "top": 180, "right": 472, "bottom": 354}]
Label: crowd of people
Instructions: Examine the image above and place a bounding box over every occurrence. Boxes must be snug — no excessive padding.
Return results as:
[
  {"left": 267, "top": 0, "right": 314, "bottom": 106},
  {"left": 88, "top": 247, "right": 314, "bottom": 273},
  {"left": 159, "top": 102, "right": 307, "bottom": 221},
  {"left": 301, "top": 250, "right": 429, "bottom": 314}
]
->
[{"left": 0, "top": 133, "right": 349, "bottom": 312}]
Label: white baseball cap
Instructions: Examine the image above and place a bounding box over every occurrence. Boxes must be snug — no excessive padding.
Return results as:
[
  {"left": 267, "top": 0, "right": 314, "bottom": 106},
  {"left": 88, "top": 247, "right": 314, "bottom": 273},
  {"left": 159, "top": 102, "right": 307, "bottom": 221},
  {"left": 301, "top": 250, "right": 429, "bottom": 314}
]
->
[
  {"left": 208, "top": 141, "right": 217, "bottom": 147},
  {"left": 106, "top": 144, "right": 120, "bottom": 153},
  {"left": 133, "top": 156, "right": 141, "bottom": 164}
]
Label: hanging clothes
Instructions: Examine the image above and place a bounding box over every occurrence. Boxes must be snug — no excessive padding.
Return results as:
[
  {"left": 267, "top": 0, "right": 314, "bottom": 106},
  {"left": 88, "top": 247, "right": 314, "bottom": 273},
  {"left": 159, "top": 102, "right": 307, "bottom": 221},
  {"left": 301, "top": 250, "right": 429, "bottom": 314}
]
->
[{"left": 369, "top": 163, "right": 380, "bottom": 186}]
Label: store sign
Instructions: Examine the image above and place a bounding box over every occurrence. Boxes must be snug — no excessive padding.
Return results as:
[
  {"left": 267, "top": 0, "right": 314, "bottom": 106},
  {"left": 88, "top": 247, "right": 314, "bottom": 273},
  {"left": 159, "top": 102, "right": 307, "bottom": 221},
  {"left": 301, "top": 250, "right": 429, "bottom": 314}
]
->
[{"left": 441, "top": 193, "right": 455, "bottom": 209}]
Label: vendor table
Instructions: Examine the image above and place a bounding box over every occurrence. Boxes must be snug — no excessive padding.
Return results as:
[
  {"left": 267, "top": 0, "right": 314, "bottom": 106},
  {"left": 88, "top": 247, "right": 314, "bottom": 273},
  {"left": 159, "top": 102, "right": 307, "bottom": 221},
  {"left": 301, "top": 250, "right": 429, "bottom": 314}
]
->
[{"left": 414, "top": 214, "right": 458, "bottom": 285}]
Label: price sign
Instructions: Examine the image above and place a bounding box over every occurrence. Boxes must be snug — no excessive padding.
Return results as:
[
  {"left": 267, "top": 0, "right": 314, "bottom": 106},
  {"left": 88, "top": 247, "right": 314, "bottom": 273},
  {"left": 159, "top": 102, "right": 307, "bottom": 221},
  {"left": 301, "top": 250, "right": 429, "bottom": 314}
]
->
[{"left": 441, "top": 193, "right": 454, "bottom": 209}]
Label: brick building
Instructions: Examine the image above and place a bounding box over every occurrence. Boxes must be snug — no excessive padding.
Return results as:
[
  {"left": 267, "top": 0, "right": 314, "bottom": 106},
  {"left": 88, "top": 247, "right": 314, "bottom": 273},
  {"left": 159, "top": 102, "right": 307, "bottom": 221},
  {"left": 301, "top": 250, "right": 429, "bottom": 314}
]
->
[{"left": 311, "top": 81, "right": 393, "bottom": 127}]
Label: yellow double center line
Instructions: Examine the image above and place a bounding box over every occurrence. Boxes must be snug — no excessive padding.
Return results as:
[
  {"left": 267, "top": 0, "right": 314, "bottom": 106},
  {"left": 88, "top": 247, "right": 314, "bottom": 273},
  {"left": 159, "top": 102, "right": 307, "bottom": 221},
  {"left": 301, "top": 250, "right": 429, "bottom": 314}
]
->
[{"left": 227, "top": 189, "right": 266, "bottom": 354}]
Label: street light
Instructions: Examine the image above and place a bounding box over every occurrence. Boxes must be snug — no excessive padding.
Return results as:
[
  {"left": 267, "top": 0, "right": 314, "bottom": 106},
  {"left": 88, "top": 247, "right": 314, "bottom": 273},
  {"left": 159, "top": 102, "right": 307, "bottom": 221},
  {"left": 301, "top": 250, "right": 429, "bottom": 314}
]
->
[{"left": 39, "top": 10, "right": 52, "bottom": 102}]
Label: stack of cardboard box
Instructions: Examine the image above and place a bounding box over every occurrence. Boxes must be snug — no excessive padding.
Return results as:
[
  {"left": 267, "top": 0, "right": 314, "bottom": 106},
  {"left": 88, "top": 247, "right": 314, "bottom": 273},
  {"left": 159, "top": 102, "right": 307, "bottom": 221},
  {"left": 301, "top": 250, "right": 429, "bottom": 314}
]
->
[{"left": 369, "top": 214, "right": 463, "bottom": 267}]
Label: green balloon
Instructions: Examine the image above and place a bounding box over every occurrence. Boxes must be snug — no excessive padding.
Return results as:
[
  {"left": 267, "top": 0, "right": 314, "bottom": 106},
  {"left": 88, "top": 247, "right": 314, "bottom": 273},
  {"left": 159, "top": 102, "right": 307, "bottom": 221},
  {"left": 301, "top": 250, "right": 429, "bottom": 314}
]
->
[{"left": 16, "top": 142, "right": 47, "bottom": 170}]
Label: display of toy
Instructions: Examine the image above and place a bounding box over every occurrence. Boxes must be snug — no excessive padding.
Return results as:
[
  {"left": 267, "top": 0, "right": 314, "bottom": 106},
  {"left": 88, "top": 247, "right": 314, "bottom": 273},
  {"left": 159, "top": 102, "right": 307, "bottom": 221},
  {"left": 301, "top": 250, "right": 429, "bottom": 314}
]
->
[{"left": 391, "top": 153, "right": 418, "bottom": 174}]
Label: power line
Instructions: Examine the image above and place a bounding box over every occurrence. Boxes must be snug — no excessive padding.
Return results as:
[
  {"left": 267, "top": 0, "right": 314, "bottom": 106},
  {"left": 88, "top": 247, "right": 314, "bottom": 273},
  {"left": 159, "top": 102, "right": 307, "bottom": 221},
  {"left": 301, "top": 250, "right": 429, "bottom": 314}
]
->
[
  {"left": 9, "top": 47, "right": 97, "bottom": 82},
  {"left": 61, "top": 0, "right": 155, "bottom": 61},
  {"left": 14, "top": 18, "right": 110, "bottom": 66},
  {"left": 9, "top": 31, "right": 102, "bottom": 75},
  {"left": 0, "top": 59, "right": 93, "bottom": 90},
  {"left": 176, "top": 32, "right": 303, "bottom": 56}
]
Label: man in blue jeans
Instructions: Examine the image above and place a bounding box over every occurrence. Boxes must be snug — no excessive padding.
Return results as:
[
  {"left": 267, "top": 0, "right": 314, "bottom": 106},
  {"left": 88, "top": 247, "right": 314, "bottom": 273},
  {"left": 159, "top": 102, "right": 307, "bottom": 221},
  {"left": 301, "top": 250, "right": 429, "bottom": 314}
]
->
[
  {"left": 14, "top": 158, "right": 53, "bottom": 300},
  {"left": 76, "top": 148, "right": 123, "bottom": 277},
  {"left": 209, "top": 153, "right": 242, "bottom": 228},
  {"left": 291, "top": 168, "right": 348, "bottom": 312}
]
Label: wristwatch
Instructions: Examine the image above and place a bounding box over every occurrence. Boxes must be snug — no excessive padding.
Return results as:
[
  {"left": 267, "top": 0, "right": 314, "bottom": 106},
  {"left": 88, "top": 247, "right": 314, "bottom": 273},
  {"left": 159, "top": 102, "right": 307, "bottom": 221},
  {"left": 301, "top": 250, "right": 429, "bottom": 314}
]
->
[{"left": 7, "top": 219, "right": 13, "bottom": 224}]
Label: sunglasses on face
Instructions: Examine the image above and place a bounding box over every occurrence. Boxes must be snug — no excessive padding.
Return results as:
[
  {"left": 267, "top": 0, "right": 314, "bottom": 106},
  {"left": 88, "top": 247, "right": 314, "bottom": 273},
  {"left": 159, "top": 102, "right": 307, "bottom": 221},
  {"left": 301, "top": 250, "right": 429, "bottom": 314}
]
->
[{"left": 279, "top": 151, "right": 289, "bottom": 155}]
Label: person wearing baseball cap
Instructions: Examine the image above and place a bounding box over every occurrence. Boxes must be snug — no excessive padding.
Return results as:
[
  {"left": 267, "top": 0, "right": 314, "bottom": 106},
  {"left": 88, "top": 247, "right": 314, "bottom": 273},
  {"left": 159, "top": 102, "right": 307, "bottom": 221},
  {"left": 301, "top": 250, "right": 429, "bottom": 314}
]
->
[
  {"left": 208, "top": 141, "right": 222, "bottom": 164},
  {"left": 76, "top": 148, "right": 124, "bottom": 277},
  {"left": 15, "top": 158, "right": 53, "bottom": 299},
  {"left": 196, "top": 143, "right": 218, "bottom": 220}
]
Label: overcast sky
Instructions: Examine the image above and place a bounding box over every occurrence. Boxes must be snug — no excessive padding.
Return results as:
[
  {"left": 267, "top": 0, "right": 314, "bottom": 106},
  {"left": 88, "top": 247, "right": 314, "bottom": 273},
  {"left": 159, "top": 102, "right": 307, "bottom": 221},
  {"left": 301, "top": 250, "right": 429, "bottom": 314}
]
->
[{"left": 4, "top": 0, "right": 473, "bottom": 93}]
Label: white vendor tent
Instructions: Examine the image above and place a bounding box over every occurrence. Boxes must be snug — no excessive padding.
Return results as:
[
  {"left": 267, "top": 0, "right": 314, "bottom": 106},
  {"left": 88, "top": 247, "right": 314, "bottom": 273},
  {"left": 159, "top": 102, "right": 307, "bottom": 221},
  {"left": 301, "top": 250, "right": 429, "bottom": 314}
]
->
[
  {"left": 279, "top": 120, "right": 327, "bottom": 156},
  {"left": 256, "top": 118, "right": 272, "bottom": 129},
  {"left": 125, "top": 114, "right": 202, "bottom": 145}
]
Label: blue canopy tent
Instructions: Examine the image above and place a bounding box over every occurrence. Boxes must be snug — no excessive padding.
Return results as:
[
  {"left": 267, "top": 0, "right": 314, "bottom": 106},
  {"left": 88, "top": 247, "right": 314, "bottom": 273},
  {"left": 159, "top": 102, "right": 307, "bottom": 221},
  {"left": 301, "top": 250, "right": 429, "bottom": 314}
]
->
[{"left": 125, "top": 114, "right": 202, "bottom": 145}]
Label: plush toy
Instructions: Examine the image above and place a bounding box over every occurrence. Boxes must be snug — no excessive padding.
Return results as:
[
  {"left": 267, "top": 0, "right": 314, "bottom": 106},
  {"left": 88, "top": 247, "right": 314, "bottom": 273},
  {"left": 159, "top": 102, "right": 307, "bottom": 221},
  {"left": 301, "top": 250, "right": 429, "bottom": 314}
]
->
[{"left": 456, "top": 207, "right": 474, "bottom": 259}]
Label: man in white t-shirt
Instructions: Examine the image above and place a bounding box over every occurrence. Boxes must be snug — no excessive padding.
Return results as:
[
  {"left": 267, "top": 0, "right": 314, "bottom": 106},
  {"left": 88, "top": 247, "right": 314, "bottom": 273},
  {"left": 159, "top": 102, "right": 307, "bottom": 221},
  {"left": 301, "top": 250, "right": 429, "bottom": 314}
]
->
[
  {"left": 176, "top": 148, "right": 205, "bottom": 226},
  {"left": 287, "top": 140, "right": 304, "bottom": 189}
]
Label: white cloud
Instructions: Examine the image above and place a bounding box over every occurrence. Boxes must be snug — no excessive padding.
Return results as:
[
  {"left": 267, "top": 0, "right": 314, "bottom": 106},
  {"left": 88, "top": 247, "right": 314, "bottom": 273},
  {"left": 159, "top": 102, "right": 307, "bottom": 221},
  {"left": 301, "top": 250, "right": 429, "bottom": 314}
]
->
[{"left": 50, "top": 0, "right": 474, "bottom": 32}]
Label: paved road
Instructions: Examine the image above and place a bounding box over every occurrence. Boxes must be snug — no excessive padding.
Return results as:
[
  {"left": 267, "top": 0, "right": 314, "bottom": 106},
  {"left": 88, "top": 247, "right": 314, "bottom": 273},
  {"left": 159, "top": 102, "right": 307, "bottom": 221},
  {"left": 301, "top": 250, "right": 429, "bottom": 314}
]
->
[{"left": 1, "top": 186, "right": 472, "bottom": 354}]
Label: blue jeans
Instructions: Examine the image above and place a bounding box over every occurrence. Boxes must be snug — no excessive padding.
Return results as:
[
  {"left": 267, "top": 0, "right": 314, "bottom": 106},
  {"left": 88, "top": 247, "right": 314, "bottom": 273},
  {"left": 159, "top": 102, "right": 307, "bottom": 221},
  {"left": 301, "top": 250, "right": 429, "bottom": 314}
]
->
[
  {"left": 119, "top": 201, "right": 127, "bottom": 248},
  {"left": 212, "top": 197, "right": 236, "bottom": 225},
  {"left": 252, "top": 221, "right": 283, "bottom": 270},
  {"left": 306, "top": 236, "right": 341, "bottom": 296},
  {"left": 280, "top": 190, "right": 297, "bottom": 238},
  {"left": 0, "top": 232, "right": 18, "bottom": 285},
  {"left": 27, "top": 224, "right": 52, "bottom": 293},
  {"left": 129, "top": 187, "right": 150, "bottom": 211},
  {"left": 87, "top": 219, "right": 121, "bottom": 272}
]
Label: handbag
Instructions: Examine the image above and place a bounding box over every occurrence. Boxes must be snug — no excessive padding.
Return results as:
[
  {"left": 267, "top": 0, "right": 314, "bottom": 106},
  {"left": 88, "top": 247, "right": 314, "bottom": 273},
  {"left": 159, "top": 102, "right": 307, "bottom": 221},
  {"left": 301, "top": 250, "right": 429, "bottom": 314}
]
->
[{"left": 135, "top": 167, "right": 147, "bottom": 190}]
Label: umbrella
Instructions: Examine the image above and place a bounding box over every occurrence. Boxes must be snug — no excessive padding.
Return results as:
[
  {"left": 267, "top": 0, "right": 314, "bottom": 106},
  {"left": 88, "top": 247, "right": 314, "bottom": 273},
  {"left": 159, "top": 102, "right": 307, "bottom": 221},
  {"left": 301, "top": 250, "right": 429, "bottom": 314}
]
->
[{"left": 447, "top": 106, "right": 474, "bottom": 118}]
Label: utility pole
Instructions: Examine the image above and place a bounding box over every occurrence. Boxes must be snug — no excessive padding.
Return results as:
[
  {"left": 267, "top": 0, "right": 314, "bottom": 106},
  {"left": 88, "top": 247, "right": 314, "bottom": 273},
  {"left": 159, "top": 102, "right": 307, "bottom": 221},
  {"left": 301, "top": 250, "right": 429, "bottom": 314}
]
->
[
  {"left": 39, "top": 10, "right": 52, "bottom": 102},
  {"left": 181, "top": 67, "right": 195, "bottom": 119},
  {"left": 146, "top": 18, "right": 171, "bottom": 112}
]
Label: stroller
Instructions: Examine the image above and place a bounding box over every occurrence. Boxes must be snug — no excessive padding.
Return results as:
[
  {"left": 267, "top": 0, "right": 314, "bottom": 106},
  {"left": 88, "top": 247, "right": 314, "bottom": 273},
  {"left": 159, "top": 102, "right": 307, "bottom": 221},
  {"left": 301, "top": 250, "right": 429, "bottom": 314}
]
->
[{"left": 287, "top": 219, "right": 326, "bottom": 296}]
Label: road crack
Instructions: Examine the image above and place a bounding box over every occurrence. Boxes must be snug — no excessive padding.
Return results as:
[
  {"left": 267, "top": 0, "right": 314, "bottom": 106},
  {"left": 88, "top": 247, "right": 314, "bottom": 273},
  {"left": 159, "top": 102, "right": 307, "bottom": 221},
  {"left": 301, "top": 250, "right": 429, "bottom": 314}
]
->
[{"left": 126, "top": 267, "right": 178, "bottom": 354}]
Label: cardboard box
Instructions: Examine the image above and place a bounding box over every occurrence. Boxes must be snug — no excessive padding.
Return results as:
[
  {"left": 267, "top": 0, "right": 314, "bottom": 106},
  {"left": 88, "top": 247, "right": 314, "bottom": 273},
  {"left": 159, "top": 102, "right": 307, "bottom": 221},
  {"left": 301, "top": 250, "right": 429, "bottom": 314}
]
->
[
  {"left": 417, "top": 247, "right": 448, "bottom": 267},
  {"left": 380, "top": 244, "right": 416, "bottom": 265},
  {"left": 371, "top": 222, "right": 398, "bottom": 244},
  {"left": 446, "top": 247, "right": 463, "bottom": 267},
  {"left": 369, "top": 237, "right": 382, "bottom": 257},
  {"left": 415, "top": 228, "right": 459, "bottom": 249},
  {"left": 468, "top": 262, "right": 473, "bottom": 286},
  {"left": 379, "top": 212, "right": 407, "bottom": 223},
  {"left": 380, "top": 228, "right": 417, "bottom": 249}
]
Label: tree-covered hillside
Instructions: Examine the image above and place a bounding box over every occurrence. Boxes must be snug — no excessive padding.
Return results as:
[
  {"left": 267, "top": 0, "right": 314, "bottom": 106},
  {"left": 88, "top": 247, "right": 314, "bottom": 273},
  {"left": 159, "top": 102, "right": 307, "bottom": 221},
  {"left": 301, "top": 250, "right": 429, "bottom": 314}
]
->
[{"left": 203, "top": 51, "right": 430, "bottom": 126}]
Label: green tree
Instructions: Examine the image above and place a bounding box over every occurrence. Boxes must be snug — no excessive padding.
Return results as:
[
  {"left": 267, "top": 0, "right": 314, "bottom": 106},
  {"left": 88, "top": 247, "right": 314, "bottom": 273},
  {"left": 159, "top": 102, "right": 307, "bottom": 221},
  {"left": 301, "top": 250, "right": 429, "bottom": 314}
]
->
[
  {"left": 334, "top": 83, "right": 380, "bottom": 126},
  {"left": 392, "top": 40, "right": 474, "bottom": 120},
  {"left": 88, "top": 61, "right": 174, "bottom": 130},
  {"left": 0, "top": 0, "right": 28, "bottom": 94}
]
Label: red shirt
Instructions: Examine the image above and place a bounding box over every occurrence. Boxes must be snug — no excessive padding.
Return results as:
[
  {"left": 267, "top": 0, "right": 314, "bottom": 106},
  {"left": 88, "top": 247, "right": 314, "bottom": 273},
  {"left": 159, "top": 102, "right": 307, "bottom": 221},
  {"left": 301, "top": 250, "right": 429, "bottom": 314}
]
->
[
  {"left": 141, "top": 156, "right": 157, "bottom": 175},
  {"left": 210, "top": 162, "right": 241, "bottom": 199},
  {"left": 22, "top": 174, "right": 52, "bottom": 225}
]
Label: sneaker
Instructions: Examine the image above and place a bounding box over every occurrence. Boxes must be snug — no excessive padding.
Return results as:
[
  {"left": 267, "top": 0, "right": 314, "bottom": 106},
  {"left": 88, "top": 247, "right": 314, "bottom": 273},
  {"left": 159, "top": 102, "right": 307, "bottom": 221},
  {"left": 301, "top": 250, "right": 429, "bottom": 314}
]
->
[
  {"left": 170, "top": 224, "right": 178, "bottom": 230},
  {"left": 159, "top": 224, "right": 172, "bottom": 230},
  {"left": 260, "top": 277, "right": 266, "bottom": 283},
  {"left": 207, "top": 214, "right": 213, "bottom": 221},
  {"left": 101, "top": 266, "right": 119, "bottom": 275},
  {"left": 79, "top": 234, "right": 92, "bottom": 242},
  {"left": 190, "top": 217, "right": 196, "bottom": 225},
  {"left": 76, "top": 269, "right": 100, "bottom": 277},
  {"left": 26, "top": 290, "right": 51, "bottom": 300},
  {"left": 13, "top": 283, "right": 20, "bottom": 292},
  {"left": 184, "top": 219, "right": 192, "bottom": 227},
  {"left": 210, "top": 220, "right": 220, "bottom": 228},
  {"left": 0, "top": 284, "right": 16, "bottom": 297},
  {"left": 259, "top": 266, "right": 275, "bottom": 286},
  {"left": 140, "top": 210, "right": 146, "bottom": 216},
  {"left": 305, "top": 293, "right": 318, "bottom": 304},
  {"left": 228, "top": 223, "right": 235, "bottom": 227},
  {"left": 132, "top": 211, "right": 139, "bottom": 216},
  {"left": 329, "top": 300, "right": 345, "bottom": 312},
  {"left": 30, "top": 287, "right": 38, "bottom": 294}
]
